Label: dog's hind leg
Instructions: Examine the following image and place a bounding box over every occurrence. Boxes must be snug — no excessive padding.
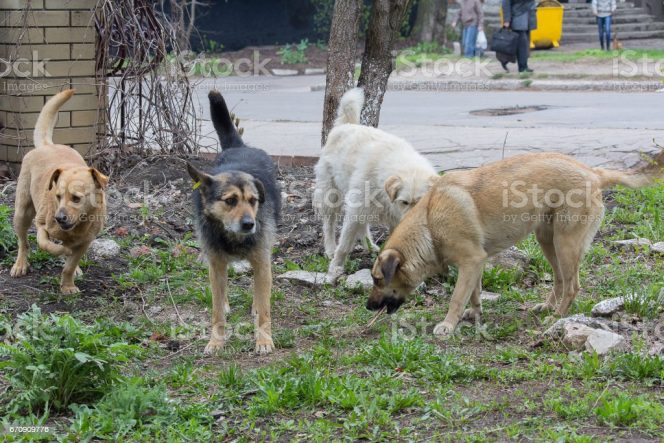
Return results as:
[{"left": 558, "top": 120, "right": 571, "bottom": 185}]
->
[
  {"left": 362, "top": 225, "right": 380, "bottom": 253},
  {"left": 531, "top": 225, "right": 563, "bottom": 313},
  {"left": 328, "top": 218, "right": 364, "bottom": 281},
  {"left": 249, "top": 249, "right": 274, "bottom": 354},
  {"left": 10, "top": 196, "right": 35, "bottom": 278},
  {"left": 204, "top": 254, "right": 229, "bottom": 354}
]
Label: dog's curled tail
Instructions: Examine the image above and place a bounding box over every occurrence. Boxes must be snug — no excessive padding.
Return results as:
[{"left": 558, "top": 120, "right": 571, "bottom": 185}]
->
[
  {"left": 209, "top": 90, "right": 244, "bottom": 149},
  {"left": 34, "top": 89, "right": 75, "bottom": 148},
  {"left": 334, "top": 87, "right": 364, "bottom": 127},
  {"left": 594, "top": 149, "right": 664, "bottom": 189}
]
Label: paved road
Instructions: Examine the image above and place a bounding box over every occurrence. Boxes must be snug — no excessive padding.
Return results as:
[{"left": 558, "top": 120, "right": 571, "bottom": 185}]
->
[{"left": 193, "top": 75, "right": 663, "bottom": 170}]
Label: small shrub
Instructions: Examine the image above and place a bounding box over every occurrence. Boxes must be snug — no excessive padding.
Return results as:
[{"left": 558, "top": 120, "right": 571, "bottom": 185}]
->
[
  {"left": 0, "top": 204, "right": 16, "bottom": 257},
  {"left": 0, "top": 306, "right": 140, "bottom": 415},
  {"left": 277, "top": 39, "right": 309, "bottom": 65}
]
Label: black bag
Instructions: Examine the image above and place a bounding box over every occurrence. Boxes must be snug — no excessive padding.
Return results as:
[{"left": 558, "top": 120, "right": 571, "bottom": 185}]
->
[{"left": 491, "top": 28, "right": 519, "bottom": 56}]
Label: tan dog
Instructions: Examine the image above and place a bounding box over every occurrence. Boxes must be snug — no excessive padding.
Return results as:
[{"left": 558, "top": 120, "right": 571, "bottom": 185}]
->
[
  {"left": 11, "top": 89, "right": 108, "bottom": 294},
  {"left": 368, "top": 151, "right": 664, "bottom": 336}
]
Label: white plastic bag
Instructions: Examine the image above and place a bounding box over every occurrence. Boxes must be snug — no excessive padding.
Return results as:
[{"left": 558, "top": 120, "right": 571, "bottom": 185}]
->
[{"left": 476, "top": 30, "right": 488, "bottom": 50}]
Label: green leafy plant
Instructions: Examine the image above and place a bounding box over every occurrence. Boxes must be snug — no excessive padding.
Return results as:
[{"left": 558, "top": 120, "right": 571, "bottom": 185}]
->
[
  {"left": 0, "top": 306, "right": 140, "bottom": 415},
  {"left": 277, "top": 39, "right": 309, "bottom": 65},
  {"left": 0, "top": 204, "right": 16, "bottom": 257}
]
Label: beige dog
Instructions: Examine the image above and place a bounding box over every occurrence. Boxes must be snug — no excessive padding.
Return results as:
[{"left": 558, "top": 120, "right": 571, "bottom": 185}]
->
[
  {"left": 11, "top": 89, "right": 108, "bottom": 294},
  {"left": 368, "top": 151, "right": 664, "bottom": 336}
]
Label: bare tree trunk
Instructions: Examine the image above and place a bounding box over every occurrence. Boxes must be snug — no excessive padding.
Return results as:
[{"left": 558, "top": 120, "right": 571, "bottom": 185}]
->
[
  {"left": 321, "top": 0, "right": 362, "bottom": 146},
  {"left": 357, "top": 0, "right": 412, "bottom": 128},
  {"left": 163, "top": 0, "right": 207, "bottom": 51},
  {"left": 412, "top": 0, "right": 447, "bottom": 45}
]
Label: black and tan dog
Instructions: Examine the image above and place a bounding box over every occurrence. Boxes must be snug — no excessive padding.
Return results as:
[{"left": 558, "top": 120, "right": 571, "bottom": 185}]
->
[
  {"left": 187, "top": 91, "right": 280, "bottom": 354},
  {"left": 368, "top": 151, "right": 664, "bottom": 337},
  {"left": 11, "top": 90, "right": 108, "bottom": 294}
]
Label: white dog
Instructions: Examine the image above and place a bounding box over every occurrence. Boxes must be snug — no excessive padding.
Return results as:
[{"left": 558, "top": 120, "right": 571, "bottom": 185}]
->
[{"left": 314, "top": 88, "right": 437, "bottom": 281}]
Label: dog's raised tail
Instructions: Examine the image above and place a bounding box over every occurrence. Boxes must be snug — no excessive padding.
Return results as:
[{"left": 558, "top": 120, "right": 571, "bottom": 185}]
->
[
  {"left": 209, "top": 90, "right": 244, "bottom": 149},
  {"left": 334, "top": 88, "right": 364, "bottom": 127},
  {"left": 594, "top": 149, "right": 664, "bottom": 189},
  {"left": 34, "top": 89, "right": 75, "bottom": 148}
]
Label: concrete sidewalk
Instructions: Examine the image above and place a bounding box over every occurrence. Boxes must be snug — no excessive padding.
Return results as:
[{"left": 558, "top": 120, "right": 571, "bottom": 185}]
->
[{"left": 194, "top": 75, "right": 663, "bottom": 171}]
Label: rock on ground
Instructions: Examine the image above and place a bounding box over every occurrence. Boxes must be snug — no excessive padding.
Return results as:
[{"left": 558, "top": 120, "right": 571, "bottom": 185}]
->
[
  {"left": 344, "top": 269, "right": 373, "bottom": 290},
  {"left": 612, "top": 238, "right": 652, "bottom": 249},
  {"left": 278, "top": 270, "right": 334, "bottom": 287},
  {"left": 88, "top": 238, "right": 121, "bottom": 259},
  {"left": 562, "top": 322, "right": 597, "bottom": 350},
  {"left": 591, "top": 297, "right": 624, "bottom": 317},
  {"left": 231, "top": 260, "right": 252, "bottom": 275},
  {"left": 480, "top": 291, "right": 500, "bottom": 302},
  {"left": 488, "top": 247, "right": 529, "bottom": 271},
  {"left": 585, "top": 329, "right": 626, "bottom": 355},
  {"left": 651, "top": 242, "right": 664, "bottom": 254}
]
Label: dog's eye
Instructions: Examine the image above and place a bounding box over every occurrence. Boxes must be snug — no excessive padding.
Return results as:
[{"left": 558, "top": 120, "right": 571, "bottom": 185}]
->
[
  {"left": 225, "top": 197, "right": 237, "bottom": 206},
  {"left": 71, "top": 196, "right": 81, "bottom": 204},
  {"left": 248, "top": 197, "right": 257, "bottom": 206},
  {"left": 398, "top": 200, "right": 410, "bottom": 206}
]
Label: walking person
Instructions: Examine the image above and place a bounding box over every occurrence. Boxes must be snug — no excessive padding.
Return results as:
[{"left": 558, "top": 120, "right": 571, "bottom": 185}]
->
[
  {"left": 592, "top": 0, "right": 617, "bottom": 50},
  {"left": 452, "top": 0, "right": 484, "bottom": 58},
  {"left": 502, "top": 0, "right": 537, "bottom": 73}
]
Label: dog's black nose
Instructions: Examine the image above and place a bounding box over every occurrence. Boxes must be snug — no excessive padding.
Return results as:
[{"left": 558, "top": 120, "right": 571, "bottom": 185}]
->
[
  {"left": 240, "top": 217, "right": 255, "bottom": 232},
  {"left": 55, "top": 212, "right": 68, "bottom": 224}
]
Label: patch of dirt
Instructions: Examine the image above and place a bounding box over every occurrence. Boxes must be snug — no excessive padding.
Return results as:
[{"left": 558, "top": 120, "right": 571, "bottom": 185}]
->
[{"left": 470, "top": 105, "right": 551, "bottom": 117}]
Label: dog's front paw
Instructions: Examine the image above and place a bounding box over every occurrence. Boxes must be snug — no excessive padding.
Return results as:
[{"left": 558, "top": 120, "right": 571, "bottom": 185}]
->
[
  {"left": 10, "top": 261, "right": 29, "bottom": 277},
  {"left": 462, "top": 307, "right": 482, "bottom": 322},
  {"left": 531, "top": 302, "right": 554, "bottom": 313},
  {"left": 326, "top": 265, "right": 344, "bottom": 284},
  {"left": 61, "top": 284, "right": 80, "bottom": 295},
  {"left": 433, "top": 322, "right": 455, "bottom": 338},
  {"left": 204, "top": 338, "right": 225, "bottom": 355},
  {"left": 255, "top": 338, "right": 274, "bottom": 354}
]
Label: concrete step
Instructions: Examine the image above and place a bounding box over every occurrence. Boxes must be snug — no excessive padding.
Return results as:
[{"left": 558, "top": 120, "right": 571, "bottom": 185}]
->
[
  {"left": 563, "top": 22, "right": 664, "bottom": 33},
  {"left": 562, "top": 2, "right": 635, "bottom": 9},
  {"left": 562, "top": 14, "right": 654, "bottom": 24},
  {"left": 562, "top": 7, "right": 649, "bottom": 17},
  {"left": 561, "top": 28, "right": 664, "bottom": 42}
]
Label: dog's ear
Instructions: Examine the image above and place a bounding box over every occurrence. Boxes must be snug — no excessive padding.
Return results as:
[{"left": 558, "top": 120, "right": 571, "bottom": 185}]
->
[
  {"left": 384, "top": 175, "right": 402, "bottom": 202},
  {"left": 372, "top": 249, "right": 401, "bottom": 286},
  {"left": 253, "top": 178, "right": 266, "bottom": 203},
  {"left": 90, "top": 168, "right": 109, "bottom": 190},
  {"left": 186, "top": 163, "right": 212, "bottom": 189},
  {"left": 48, "top": 168, "right": 63, "bottom": 190}
]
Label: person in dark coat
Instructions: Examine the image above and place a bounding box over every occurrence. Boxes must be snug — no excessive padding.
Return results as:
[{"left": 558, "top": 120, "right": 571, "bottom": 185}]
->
[{"left": 502, "top": 0, "right": 537, "bottom": 73}]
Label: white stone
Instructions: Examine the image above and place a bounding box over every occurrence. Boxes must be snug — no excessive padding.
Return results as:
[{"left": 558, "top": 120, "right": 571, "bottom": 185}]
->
[
  {"left": 480, "top": 291, "right": 500, "bottom": 302},
  {"left": 649, "top": 342, "right": 664, "bottom": 356},
  {"left": 272, "top": 69, "right": 298, "bottom": 76},
  {"left": 562, "top": 322, "right": 596, "bottom": 350},
  {"left": 585, "top": 329, "right": 626, "bottom": 355},
  {"left": 304, "top": 68, "right": 325, "bottom": 75},
  {"left": 488, "top": 247, "right": 529, "bottom": 271},
  {"left": 344, "top": 269, "right": 373, "bottom": 290},
  {"left": 612, "top": 238, "right": 652, "bottom": 248},
  {"left": 88, "top": 238, "right": 121, "bottom": 259},
  {"left": 544, "top": 314, "right": 609, "bottom": 337},
  {"left": 591, "top": 297, "right": 624, "bottom": 317},
  {"left": 278, "top": 270, "right": 334, "bottom": 287},
  {"left": 231, "top": 260, "right": 252, "bottom": 275},
  {"left": 651, "top": 242, "right": 664, "bottom": 254}
]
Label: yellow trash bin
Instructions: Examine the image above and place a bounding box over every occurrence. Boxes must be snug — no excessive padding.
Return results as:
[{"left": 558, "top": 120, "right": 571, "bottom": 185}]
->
[{"left": 499, "top": 0, "right": 565, "bottom": 50}]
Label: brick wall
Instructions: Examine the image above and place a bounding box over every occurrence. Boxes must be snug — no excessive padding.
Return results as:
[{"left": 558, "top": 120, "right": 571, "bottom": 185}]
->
[{"left": 0, "top": 0, "right": 100, "bottom": 163}]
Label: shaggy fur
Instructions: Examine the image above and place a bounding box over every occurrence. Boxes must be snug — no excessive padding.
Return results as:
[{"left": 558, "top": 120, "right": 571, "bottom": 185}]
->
[
  {"left": 11, "top": 89, "right": 108, "bottom": 294},
  {"left": 188, "top": 91, "right": 280, "bottom": 355},
  {"left": 368, "top": 150, "right": 664, "bottom": 336},
  {"left": 314, "top": 88, "right": 437, "bottom": 281}
]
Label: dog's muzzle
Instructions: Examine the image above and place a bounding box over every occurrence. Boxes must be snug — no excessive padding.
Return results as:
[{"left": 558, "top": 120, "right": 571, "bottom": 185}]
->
[
  {"left": 366, "top": 296, "right": 404, "bottom": 314},
  {"left": 55, "top": 212, "right": 75, "bottom": 231}
]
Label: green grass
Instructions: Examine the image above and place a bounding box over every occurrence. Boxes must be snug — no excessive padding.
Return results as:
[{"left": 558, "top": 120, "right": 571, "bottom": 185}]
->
[
  {"left": 531, "top": 48, "right": 664, "bottom": 62},
  {"left": 0, "top": 203, "right": 16, "bottom": 256}
]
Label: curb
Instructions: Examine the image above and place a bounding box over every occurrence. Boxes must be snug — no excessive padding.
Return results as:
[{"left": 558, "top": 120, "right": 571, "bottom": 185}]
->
[{"left": 311, "top": 80, "right": 663, "bottom": 93}]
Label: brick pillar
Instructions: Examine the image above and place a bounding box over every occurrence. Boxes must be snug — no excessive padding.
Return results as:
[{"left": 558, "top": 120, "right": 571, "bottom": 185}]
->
[{"left": 0, "top": 0, "right": 100, "bottom": 163}]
